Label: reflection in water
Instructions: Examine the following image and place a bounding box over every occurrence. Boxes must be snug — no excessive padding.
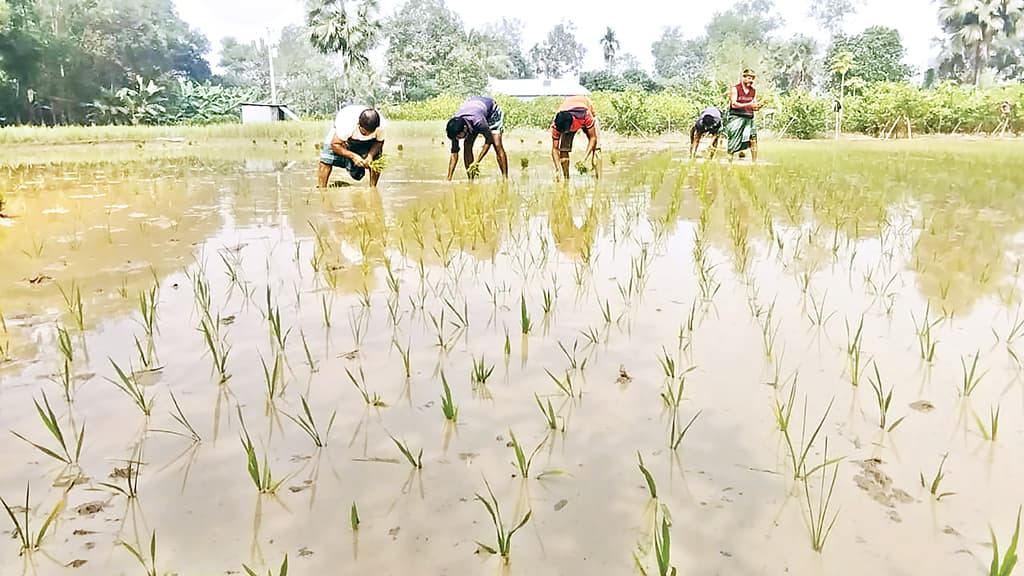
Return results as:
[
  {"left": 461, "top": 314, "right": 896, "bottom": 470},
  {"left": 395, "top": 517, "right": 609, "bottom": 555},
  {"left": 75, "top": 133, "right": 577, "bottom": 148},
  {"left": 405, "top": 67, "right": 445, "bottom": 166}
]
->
[{"left": 2, "top": 138, "right": 1024, "bottom": 576}]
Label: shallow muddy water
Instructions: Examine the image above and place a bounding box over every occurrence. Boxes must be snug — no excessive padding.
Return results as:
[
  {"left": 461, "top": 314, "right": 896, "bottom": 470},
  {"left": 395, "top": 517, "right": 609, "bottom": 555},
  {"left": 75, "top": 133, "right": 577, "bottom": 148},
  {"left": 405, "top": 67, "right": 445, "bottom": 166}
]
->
[{"left": 2, "top": 130, "right": 1024, "bottom": 576}]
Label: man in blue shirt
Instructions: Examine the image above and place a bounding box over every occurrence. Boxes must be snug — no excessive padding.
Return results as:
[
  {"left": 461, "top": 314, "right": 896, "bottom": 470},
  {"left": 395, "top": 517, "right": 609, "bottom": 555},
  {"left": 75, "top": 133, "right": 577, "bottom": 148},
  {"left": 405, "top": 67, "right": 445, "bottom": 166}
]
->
[{"left": 445, "top": 96, "right": 509, "bottom": 180}]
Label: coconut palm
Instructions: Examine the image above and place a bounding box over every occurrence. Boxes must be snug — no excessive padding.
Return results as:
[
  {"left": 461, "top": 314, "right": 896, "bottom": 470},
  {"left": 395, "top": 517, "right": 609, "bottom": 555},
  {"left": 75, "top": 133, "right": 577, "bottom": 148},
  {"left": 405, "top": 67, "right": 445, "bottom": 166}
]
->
[
  {"left": 306, "top": 0, "right": 382, "bottom": 96},
  {"left": 600, "top": 27, "right": 620, "bottom": 69},
  {"left": 937, "top": 0, "right": 1024, "bottom": 84},
  {"left": 830, "top": 50, "right": 854, "bottom": 137}
]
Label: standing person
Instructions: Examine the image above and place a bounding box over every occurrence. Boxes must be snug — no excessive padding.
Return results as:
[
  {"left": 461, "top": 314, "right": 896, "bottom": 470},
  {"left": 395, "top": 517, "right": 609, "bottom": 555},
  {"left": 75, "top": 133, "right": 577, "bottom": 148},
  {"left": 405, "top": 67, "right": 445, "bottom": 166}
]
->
[
  {"left": 689, "top": 106, "right": 723, "bottom": 159},
  {"left": 725, "top": 69, "right": 763, "bottom": 162},
  {"left": 445, "top": 96, "right": 509, "bottom": 180},
  {"left": 551, "top": 95, "right": 600, "bottom": 181},
  {"left": 318, "top": 105, "right": 386, "bottom": 188}
]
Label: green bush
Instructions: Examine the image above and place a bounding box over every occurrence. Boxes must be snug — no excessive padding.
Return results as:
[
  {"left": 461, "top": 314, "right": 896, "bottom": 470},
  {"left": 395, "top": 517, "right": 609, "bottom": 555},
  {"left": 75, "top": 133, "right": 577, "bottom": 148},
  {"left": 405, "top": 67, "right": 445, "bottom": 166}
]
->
[{"left": 775, "top": 90, "right": 830, "bottom": 139}]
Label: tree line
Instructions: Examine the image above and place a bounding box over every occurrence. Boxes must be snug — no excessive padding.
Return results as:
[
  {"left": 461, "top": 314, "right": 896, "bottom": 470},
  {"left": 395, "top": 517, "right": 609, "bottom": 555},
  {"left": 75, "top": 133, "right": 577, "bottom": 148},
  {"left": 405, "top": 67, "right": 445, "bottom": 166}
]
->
[{"left": 1, "top": 0, "right": 1022, "bottom": 126}]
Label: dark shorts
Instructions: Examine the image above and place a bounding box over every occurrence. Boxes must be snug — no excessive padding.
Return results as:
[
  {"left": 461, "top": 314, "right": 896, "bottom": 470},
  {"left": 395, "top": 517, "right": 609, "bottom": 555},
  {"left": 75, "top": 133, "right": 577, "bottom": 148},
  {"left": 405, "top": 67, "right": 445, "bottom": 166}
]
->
[{"left": 319, "top": 139, "right": 376, "bottom": 180}]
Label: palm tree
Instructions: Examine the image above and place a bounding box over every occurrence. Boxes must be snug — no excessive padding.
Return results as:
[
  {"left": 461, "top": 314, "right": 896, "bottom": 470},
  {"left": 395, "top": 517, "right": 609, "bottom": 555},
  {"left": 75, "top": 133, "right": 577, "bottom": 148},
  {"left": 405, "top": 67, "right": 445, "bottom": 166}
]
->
[
  {"left": 830, "top": 50, "right": 854, "bottom": 138},
  {"left": 306, "top": 0, "right": 382, "bottom": 97},
  {"left": 937, "top": 0, "right": 1024, "bottom": 85},
  {"left": 600, "top": 27, "right": 620, "bottom": 69}
]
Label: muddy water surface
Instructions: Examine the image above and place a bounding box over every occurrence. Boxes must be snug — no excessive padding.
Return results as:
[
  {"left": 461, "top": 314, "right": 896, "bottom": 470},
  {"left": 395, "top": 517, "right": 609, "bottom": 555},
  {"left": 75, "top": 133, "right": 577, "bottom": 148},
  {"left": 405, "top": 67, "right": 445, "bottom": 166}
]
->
[{"left": 2, "top": 132, "right": 1024, "bottom": 576}]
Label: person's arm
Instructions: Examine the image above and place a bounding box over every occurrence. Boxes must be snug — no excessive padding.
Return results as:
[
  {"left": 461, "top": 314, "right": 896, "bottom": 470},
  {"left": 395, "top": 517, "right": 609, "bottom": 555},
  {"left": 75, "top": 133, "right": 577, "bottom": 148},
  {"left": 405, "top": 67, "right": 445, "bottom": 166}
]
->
[
  {"left": 583, "top": 123, "right": 599, "bottom": 161},
  {"left": 463, "top": 133, "right": 476, "bottom": 169},
  {"left": 446, "top": 138, "right": 460, "bottom": 180},
  {"left": 365, "top": 140, "right": 384, "bottom": 180},
  {"left": 330, "top": 135, "right": 368, "bottom": 168}
]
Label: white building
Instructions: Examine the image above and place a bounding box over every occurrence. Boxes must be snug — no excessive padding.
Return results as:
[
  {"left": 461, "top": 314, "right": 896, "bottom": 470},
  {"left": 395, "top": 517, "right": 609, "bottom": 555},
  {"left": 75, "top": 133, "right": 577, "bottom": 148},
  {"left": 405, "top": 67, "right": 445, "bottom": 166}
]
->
[{"left": 487, "top": 78, "right": 590, "bottom": 101}]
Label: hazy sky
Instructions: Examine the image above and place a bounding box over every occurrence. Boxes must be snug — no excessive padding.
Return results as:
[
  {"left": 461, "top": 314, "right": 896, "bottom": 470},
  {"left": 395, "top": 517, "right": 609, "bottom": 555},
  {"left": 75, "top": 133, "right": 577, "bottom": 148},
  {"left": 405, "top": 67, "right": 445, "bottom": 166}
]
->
[{"left": 175, "top": 0, "right": 943, "bottom": 73}]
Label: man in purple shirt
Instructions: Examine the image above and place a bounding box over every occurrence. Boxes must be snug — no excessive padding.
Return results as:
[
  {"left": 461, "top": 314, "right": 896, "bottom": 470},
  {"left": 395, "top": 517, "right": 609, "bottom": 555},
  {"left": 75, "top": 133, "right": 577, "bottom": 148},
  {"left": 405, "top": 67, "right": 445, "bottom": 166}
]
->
[{"left": 445, "top": 96, "right": 509, "bottom": 180}]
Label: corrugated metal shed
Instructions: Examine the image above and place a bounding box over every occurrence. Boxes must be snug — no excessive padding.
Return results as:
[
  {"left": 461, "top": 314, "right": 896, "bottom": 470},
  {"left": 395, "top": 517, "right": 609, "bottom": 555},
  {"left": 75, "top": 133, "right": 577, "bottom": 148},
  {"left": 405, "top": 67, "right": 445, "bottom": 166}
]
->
[
  {"left": 239, "top": 103, "right": 300, "bottom": 124},
  {"left": 488, "top": 78, "right": 590, "bottom": 100}
]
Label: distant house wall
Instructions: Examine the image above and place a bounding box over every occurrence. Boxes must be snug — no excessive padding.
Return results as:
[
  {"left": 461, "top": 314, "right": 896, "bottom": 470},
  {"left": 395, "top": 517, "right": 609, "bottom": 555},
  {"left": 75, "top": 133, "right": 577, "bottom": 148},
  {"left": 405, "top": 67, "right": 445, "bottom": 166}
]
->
[
  {"left": 240, "top": 104, "right": 293, "bottom": 124},
  {"left": 488, "top": 78, "right": 590, "bottom": 101}
]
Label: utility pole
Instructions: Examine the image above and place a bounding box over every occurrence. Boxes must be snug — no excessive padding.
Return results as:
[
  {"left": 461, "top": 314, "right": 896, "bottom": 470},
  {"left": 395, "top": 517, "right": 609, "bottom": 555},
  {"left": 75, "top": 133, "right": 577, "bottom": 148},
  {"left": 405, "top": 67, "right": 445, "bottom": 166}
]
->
[{"left": 267, "top": 29, "right": 278, "bottom": 105}]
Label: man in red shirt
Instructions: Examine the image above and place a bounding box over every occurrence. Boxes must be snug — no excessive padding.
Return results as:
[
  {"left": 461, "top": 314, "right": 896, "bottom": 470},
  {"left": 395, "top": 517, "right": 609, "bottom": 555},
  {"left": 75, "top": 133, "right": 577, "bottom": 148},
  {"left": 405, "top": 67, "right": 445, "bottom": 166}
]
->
[
  {"left": 551, "top": 95, "right": 600, "bottom": 181},
  {"left": 726, "top": 69, "right": 763, "bottom": 162}
]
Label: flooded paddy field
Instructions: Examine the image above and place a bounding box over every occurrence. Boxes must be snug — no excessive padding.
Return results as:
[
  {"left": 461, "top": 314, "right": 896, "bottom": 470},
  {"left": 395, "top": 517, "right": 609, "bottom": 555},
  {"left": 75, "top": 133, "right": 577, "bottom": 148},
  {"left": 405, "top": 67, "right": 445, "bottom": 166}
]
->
[{"left": 1, "top": 127, "right": 1024, "bottom": 576}]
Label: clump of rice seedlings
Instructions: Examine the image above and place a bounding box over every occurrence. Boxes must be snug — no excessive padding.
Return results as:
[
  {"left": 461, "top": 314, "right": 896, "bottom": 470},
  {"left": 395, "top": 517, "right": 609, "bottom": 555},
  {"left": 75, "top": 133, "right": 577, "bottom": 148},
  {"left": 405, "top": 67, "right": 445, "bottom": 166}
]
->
[
  {"left": 348, "top": 308, "right": 368, "bottom": 346},
  {"left": 520, "top": 157, "right": 529, "bottom": 170},
  {"left": 520, "top": 295, "right": 532, "bottom": 335},
  {"left": 346, "top": 367, "right": 386, "bottom": 407},
  {"left": 912, "top": 303, "right": 940, "bottom": 363},
  {"left": 350, "top": 502, "right": 360, "bottom": 531},
  {"left": 961, "top": 351, "right": 985, "bottom": 397},
  {"left": 98, "top": 446, "right": 143, "bottom": 499},
  {"left": 657, "top": 347, "right": 679, "bottom": 380},
  {"left": 545, "top": 368, "right": 577, "bottom": 398},
  {"left": 475, "top": 478, "right": 532, "bottom": 563},
  {"left": 542, "top": 288, "right": 554, "bottom": 315},
  {"left": 803, "top": 438, "right": 841, "bottom": 552},
  {"left": 199, "top": 315, "right": 231, "bottom": 383},
  {"left": 260, "top": 353, "right": 286, "bottom": 401},
  {"left": 265, "top": 287, "right": 290, "bottom": 351},
  {"left": 637, "top": 451, "right": 658, "bottom": 499},
  {"left": 868, "top": 362, "right": 905, "bottom": 432},
  {"left": 121, "top": 531, "right": 159, "bottom": 576},
  {"left": 507, "top": 429, "right": 563, "bottom": 479},
  {"left": 575, "top": 161, "right": 589, "bottom": 175},
  {"left": 369, "top": 155, "right": 388, "bottom": 173},
  {"left": 244, "top": 555, "right": 288, "bottom": 576},
  {"left": 975, "top": 405, "right": 1001, "bottom": 442},
  {"left": 138, "top": 286, "right": 158, "bottom": 337},
  {"left": 558, "top": 339, "right": 588, "bottom": 372},
  {"left": 238, "top": 408, "right": 283, "bottom": 494},
  {"left": 669, "top": 410, "right": 701, "bottom": 451},
  {"left": 107, "top": 359, "right": 154, "bottom": 417},
  {"left": 535, "top": 394, "right": 560, "bottom": 431},
  {"left": 648, "top": 514, "right": 678, "bottom": 576},
  {"left": 661, "top": 366, "right": 697, "bottom": 409},
  {"left": 389, "top": 434, "right": 423, "bottom": 469},
  {"left": 441, "top": 371, "right": 459, "bottom": 422},
  {"left": 845, "top": 316, "right": 865, "bottom": 387},
  {"left": 994, "top": 305, "right": 1024, "bottom": 345},
  {"left": 775, "top": 381, "right": 838, "bottom": 479},
  {"left": 920, "top": 453, "right": 956, "bottom": 500},
  {"left": 285, "top": 395, "right": 336, "bottom": 448},
  {"left": 467, "top": 162, "right": 481, "bottom": 180},
  {"left": 219, "top": 251, "right": 244, "bottom": 289},
  {"left": 133, "top": 336, "right": 159, "bottom": 372},
  {"left": 581, "top": 326, "right": 602, "bottom": 347},
  {"left": 57, "top": 281, "right": 85, "bottom": 331},
  {"left": 53, "top": 324, "right": 75, "bottom": 401},
  {"left": 1, "top": 484, "right": 64, "bottom": 555},
  {"left": 989, "top": 506, "right": 1021, "bottom": 576},
  {"left": 11, "top": 391, "right": 84, "bottom": 465}
]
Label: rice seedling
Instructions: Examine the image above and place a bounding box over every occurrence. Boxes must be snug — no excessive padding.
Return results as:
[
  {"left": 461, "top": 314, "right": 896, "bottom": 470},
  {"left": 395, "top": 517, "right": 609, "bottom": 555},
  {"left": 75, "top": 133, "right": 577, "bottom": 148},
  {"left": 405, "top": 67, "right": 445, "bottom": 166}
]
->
[
  {"left": 504, "top": 328, "right": 511, "bottom": 356},
  {"left": 475, "top": 477, "right": 531, "bottom": 563},
  {"left": 56, "top": 324, "right": 73, "bottom": 365},
  {"left": 98, "top": 447, "right": 143, "bottom": 499},
  {"left": 542, "top": 288, "right": 554, "bottom": 315},
  {"left": 0, "top": 484, "right": 64, "bottom": 555},
  {"left": 350, "top": 502, "right": 360, "bottom": 531},
  {"left": 238, "top": 407, "right": 283, "bottom": 494},
  {"left": 558, "top": 339, "right": 588, "bottom": 372},
  {"left": 775, "top": 383, "right": 837, "bottom": 479},
  {"left": 199, "top": 315, "right": 231, "bottom": 383},
  {"left": 133, "top": 336, "right": 159, "bottom": 371},
  {"left": 807, "top": 292, "right": 836, "bottom": 327},
  {"left": 995, "top": 306, "right": 1024, "bottom": 345},
  {"left": 845, "top": 316, "right": 865, "bottom": 387},
  {"left": 601, "top": 299, "right": 614, "bottom": 324},
  {"left": 265, "top": 287, "right": 290, "bottom": 351},
  {"left": 243, "top": 555, "right": 289, "bottom": 576},
  {"left": 467, "top": 161, "right": 481, "bottom": 180},
  {"left": 868, "top": 362, "right": 905, "bottom": 432},
  {"left": 389, "top": 434, "right": 423, "bottom": 469},
  {"left": 657, "top": 347, "right": 679, "bottom": 380},
  {"left": 166, "top": 390, "right": 201, "bottom": 443},
  {"left": 637, "top": 451, "right": 658, "bottom": 499},
  {"left": 138, "top": 286, "right": 158, "bottom": 337},
  {"left": 285, "top": 395, "right": 336, "bottom": 449},
  {"left": 651, "top": 514, "right": 677, "bottom": 576},
  {"left": 320, "top": 294, "right": 332, "bottom": 328},
  {"left": 300, "top": 331, "right": 318, "bottom": 373},
  {"left": 57, "top": 281, "right": 85, "bottom": 331},
  {"left": 661, "top": 367, "right": 697, "bottom": 409},
  {"left": 121, "top": 531, "right": 159, "bottom": 576},
  {"left": 581, "top": 326, "right": 602, "bottom": 347},
  {"left": 11, "top": 391, "right": 84, "bottom": 465},
  {"left": 989, "top": 506, "right": 1021, "bottom": 576},
  {"left": 441, "top": 371, "right": 459, "bottom": 422},
  {"left": 803, "top": 438, "right": 841, "bottom": 553},
  {"left": 961, "top": 351, "right": 985, "bottom": 397},
  {"left": 670, "top": 411, "right": 701, "bottom": 451},
  {"left": 394, "top": 339, "right": 411, "bottom": 378},
  {"left": 348, "top": 309, "right": 368, "bottom": 346},
  {"left": 520, "top": 295, "right": 532, "bottom": 335},
  {"left": 107, "top": 359, "right": 154, "bottom": 417},
  {"left": 260, "top": 353, "right": 285, "bottom": 401},
  {"left": 345, "top": 367, "right": 386, "bottom": 407},
  {"left": 912, "top": 303, "right": 940, "bottom": 363},
  {"left": 975, "top": 405, "right": 1001, "bottom": 442},
  {"left": 535, "top": 393, "right": 560, "bottom": 431},
  {"left": 920, "top": 453, "right": 956, "bottom": 500},
  {"left": 545, "top": 368, "right": 577, "bottom": 398}
]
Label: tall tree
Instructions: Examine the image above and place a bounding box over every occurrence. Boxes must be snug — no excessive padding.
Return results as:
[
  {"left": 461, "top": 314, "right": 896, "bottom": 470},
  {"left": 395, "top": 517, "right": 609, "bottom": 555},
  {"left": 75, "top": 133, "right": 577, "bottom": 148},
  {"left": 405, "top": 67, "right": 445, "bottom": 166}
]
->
[
  {"left": 769, "top": 35, "right": 818, "bottom": 92},
  {"left": 306, "top": 0, "right": 381, "bottom": 97},
  {"left": 600, "top": 27, "right": 620, "bottom": 68},
  {"left": 385, "top": 0, "right": 469, "bottom": 100},
  {"left": 530, "top": 21, "right": 586, "bottom": 77},
  {"left": 937, "top": 0, "right": 1024, "bottom": 84},
  {"left": 826, "top": 26, "right": 911, "bottom": 90},
  {"left": 809, "top": 0, "right": 863, "bottom": 36},
  {"left": 481, "top": 18, "right": 532, "bottom": 78},
  {"left": 652, "top": 26, "right": 707, "bottom": 81}
]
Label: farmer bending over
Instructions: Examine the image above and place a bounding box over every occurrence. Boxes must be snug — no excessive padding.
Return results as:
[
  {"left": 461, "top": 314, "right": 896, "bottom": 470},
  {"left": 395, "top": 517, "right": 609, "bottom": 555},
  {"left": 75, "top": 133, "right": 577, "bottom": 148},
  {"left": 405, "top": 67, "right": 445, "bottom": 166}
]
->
[
  {"left": 446, "top": 96, "right": 509, "bottom": 180},
  {"left": 689, "top": 106, "right": 723, "bottom": 159},
  {"left": 725, "top": 69, "right": 763, "bottom": 162},
  {"left": 318, "top": 105, "right": 385, "bottom": 188},
  {"left": 551, "top": 95, "right": 600, "bottom": 181}
]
